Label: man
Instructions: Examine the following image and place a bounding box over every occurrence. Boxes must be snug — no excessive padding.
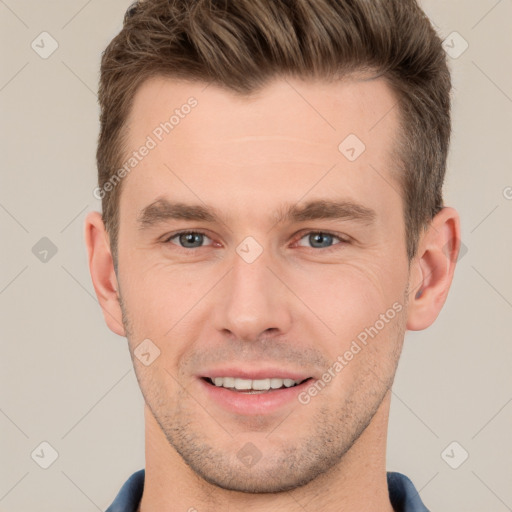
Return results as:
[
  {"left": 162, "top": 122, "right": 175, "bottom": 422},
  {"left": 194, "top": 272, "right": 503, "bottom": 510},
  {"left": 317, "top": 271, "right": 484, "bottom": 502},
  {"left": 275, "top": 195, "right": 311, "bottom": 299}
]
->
[{"left": 85, "top": 0, "right": 460, "bottom": 510}]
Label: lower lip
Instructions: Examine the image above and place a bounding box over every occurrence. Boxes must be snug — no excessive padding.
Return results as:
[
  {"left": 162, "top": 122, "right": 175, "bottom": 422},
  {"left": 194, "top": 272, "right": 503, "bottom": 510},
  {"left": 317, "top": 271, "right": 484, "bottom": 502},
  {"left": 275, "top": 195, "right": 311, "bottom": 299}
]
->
[{"left": 198, "top": 377, "right": 314, "bottom": 415}]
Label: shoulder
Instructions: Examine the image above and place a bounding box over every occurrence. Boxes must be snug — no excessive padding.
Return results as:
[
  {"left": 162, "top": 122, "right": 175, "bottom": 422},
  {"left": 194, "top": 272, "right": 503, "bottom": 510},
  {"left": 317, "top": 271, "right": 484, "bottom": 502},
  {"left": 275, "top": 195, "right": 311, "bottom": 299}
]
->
[
  {"left": 105, "top": 469, "right": 145, "bottom": 512},
  {"left": 387, "top": 471, "right": 431, "bottom": 512}
]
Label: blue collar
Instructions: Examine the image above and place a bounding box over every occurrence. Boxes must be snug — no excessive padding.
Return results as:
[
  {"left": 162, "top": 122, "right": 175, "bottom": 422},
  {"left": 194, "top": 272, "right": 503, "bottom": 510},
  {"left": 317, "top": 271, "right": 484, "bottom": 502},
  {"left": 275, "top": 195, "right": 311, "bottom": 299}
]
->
[{"left": 106, "top": 469, "right": 430, "bottom": 511}]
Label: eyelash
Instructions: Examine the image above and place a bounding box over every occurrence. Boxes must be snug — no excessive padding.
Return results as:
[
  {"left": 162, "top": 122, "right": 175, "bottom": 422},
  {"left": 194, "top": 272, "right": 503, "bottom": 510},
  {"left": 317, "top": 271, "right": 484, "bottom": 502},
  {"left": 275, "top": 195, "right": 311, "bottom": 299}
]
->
[{"left": 162, "top": 229, "right": 349, "bottom": 253}]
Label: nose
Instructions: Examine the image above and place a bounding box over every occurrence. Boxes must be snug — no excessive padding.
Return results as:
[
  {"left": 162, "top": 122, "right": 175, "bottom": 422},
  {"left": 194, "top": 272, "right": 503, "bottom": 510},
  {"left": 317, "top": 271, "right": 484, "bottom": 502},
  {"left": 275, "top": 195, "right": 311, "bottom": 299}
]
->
[{"left": 213, "top": 247, "right": 293, "bottom": 342}]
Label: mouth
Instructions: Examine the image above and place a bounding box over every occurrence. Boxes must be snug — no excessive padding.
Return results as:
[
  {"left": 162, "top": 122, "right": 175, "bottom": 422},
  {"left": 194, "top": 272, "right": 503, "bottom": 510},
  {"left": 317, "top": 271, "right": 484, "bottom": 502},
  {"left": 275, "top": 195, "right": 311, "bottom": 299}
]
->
[
  {"left": 201, "top": 376, "right": 313, "bottom": 394},
  {"left": 197, "top": 367, "right": 318, "bottom": 415}
]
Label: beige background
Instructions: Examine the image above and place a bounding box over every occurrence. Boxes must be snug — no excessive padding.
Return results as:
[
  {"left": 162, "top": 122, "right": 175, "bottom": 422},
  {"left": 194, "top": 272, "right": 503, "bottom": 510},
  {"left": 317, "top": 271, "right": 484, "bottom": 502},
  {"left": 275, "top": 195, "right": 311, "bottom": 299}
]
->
[{"left": 1, "top": 1, "right": 511, "bottom": 510}]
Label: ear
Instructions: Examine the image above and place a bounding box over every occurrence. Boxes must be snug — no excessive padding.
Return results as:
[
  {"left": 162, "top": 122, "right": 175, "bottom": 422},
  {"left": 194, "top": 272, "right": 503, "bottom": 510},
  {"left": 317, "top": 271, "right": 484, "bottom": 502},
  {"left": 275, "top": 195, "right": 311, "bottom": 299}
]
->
[
  {"left": 406, "top": 207, "right": 461, "bottom": 331},
  {"left": 84, "top": 211, "right": 126, "bottom": 337}
]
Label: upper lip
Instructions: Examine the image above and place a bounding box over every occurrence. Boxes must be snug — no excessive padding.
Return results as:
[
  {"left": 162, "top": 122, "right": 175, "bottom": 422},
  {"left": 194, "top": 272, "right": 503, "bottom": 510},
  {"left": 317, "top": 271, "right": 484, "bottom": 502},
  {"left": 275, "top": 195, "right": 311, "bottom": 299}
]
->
[{"left": 198, "top": 367, "right": 314, "bottom": 381}]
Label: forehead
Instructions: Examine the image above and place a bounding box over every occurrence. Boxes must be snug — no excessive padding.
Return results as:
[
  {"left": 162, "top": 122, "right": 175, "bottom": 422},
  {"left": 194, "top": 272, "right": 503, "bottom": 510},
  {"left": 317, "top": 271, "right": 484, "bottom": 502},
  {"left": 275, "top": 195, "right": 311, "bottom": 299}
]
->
[
  {"left": 126, "top": 74, "right": 398, "bottom": 153},
  {"left": 120, "top": 75, "right": 401, "bottom": 222}
]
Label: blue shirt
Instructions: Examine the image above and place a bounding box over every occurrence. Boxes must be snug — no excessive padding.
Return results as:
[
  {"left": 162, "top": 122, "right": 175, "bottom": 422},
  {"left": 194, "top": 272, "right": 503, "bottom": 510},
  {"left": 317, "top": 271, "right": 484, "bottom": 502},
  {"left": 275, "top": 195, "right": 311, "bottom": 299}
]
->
[{"left": 105, "top": 469, "right": 430, "bottom": 511}]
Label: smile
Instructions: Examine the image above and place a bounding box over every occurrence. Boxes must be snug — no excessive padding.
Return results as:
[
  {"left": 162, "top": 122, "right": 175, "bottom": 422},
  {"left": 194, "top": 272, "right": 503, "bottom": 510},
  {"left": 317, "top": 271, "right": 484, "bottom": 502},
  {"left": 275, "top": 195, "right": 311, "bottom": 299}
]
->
[{"left": 204, "top": 376, "right": 311, "bottom": 393}]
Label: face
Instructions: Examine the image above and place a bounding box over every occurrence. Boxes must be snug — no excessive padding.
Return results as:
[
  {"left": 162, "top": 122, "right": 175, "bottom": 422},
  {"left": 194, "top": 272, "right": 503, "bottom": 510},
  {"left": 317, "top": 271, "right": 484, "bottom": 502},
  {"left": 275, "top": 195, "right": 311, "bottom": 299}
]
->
[{"left": 116, "top": 75, "right": 410, "bottom": 492}]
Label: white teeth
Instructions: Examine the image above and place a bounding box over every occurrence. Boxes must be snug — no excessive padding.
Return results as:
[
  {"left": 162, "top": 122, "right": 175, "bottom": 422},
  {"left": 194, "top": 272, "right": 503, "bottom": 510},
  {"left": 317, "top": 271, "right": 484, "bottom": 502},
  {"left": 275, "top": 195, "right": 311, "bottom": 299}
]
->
[
  {"left": 252, "top": 378, "right": 270, "bottom": 390},
  {"left": 209, "top": 377, "right": 303, "bottom": 391},
  {"left": 222, "top": 376, "right": 235, "bottom": 388},
  {"left": 270, "top": 378, "right": 283, "bottom": 389},
  {"left": 234, "top": 378, "right": 252, "bottom": 390}
]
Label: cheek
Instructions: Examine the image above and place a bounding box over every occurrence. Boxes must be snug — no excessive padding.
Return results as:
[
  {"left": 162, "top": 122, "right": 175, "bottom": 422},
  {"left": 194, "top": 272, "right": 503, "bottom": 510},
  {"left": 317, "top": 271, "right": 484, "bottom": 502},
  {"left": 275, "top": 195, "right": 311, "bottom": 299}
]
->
[
  {"left": 283, "top": 258, "right": 407, "bottom": 368},
  {"left": 119, "top": 257, "right": 215, "bottom": 336},
  {"left": 119, "top": 235, "right": 408, "bottom": 346},
  {"left": 292, "top": 257, "right": 404, "bottom": 321}
]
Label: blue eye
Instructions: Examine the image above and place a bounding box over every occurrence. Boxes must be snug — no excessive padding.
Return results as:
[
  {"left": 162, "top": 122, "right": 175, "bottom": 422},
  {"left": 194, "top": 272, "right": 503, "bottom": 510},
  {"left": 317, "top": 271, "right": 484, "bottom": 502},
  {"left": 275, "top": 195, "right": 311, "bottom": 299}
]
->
[
  {"left": 166, "top": 231, "right": 213, "bottom": 248},
  {"left": 297, "top": 232, "right": 343, "bottom": 249},
  {"left": 163, "top": 230, "right": 346, "bottom": 251}
]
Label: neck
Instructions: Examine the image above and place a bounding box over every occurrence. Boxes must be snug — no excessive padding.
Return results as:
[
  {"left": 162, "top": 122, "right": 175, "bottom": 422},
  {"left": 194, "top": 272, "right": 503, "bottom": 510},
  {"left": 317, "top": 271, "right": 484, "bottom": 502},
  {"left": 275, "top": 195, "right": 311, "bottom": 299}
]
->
[{"left": 139, "top": 391, "right": 395, "bottom": 512}]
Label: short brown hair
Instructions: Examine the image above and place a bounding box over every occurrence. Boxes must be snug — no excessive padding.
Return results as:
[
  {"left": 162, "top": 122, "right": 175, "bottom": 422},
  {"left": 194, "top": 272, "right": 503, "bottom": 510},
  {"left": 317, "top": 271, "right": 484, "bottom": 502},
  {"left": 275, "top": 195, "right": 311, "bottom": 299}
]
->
[{"left": 97, "top": 0, "right": 451, "bottom": 264}]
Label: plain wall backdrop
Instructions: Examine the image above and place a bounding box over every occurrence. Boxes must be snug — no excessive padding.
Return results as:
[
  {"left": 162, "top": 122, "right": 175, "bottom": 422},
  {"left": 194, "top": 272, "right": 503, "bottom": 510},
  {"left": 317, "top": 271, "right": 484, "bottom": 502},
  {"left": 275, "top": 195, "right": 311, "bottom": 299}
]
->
[{"left": 1, "top": 0, "right": 511, "bottom": 510}]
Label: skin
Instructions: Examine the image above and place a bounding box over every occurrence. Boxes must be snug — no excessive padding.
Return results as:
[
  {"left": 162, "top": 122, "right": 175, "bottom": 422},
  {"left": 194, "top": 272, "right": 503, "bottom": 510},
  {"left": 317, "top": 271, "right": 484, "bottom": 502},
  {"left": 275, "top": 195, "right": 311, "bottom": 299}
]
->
[{"left": 85, "top": 75, "right": 460, "bottom": 511}]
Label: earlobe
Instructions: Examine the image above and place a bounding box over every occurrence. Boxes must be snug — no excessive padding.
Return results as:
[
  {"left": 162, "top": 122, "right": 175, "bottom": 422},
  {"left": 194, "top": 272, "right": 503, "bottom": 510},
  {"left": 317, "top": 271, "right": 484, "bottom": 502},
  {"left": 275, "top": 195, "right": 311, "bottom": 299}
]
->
[
  {"left": 84, "top": 211, "right": 126, "bottom": 337},
  {"left": 406, "top": 207, "right": 461, "bottom": 331}
]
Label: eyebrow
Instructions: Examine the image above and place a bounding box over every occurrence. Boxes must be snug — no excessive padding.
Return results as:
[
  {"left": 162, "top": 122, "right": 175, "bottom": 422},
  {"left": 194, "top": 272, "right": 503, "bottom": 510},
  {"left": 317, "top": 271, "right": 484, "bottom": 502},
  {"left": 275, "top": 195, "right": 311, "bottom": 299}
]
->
[{"left": 137, "top": 197, "right": 377, "bottom": 229}]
